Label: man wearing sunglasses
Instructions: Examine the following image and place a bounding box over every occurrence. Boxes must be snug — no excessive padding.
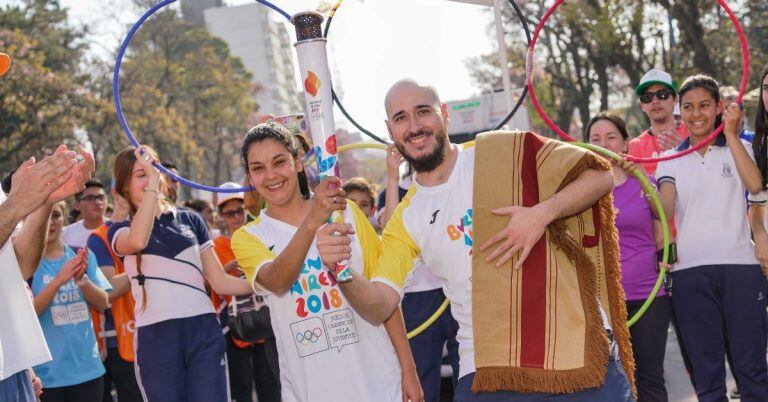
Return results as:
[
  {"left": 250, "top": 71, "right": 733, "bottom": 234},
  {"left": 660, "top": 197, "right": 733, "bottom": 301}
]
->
[
  {"left": 63, "top": 179, "right": 107, "bottom": 249},
  {"left": 628, "top": 69, "right": 690, "bottom": 175}
]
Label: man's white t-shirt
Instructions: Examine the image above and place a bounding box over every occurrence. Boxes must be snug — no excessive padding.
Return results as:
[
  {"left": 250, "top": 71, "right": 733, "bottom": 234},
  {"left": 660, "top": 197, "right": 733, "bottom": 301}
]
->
[
  {"left": 62, "top": 220, "right": 96, "bottom": 249},
  {"left": 232, "top": 203, "right": 402, "bottom": 402},
  {"left": 377, "top": 177, "right": 444, "bottom": 294},
  {"left": 0, "top": 192, "right": 52, "bottom": 380}
]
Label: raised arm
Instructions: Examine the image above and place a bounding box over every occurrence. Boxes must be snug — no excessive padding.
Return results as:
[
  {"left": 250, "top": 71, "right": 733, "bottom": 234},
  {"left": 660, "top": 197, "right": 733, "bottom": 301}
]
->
[
  {"left": 379, "top": 145, "right": 405, "bottom": 228},
  {"left": 6, "top": 147, "right": 91, "bottom": 277},
  {"left": 317, "top": 221, "right": 404, "bottom": 325},
  {"left": 13, "top": 206, "right": 53, "bottom": 280},
  {"left": 246, "top": 178, "right": 344, "bottom": 295},
  {"left": 112, "top": 147, "right": 161, "bottom": 256},
  {"left": 724, "top": 103, "right": 762, "bottom": 194}
]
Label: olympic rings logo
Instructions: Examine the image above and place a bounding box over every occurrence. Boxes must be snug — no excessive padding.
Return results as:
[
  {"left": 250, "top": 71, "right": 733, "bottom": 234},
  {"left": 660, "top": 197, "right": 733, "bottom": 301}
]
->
[{"left": 295, "top": 327, "right": 323, "bottom": 345}]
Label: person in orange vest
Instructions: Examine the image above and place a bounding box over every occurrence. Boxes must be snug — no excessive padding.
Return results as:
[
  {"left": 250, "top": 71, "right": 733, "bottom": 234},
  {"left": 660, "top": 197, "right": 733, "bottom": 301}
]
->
[
  {"left": 211, "top": 182, "right": 280, "bottom": 402},
  {"left": 86, "top": 188, "right": 142, "bottom": 402}
]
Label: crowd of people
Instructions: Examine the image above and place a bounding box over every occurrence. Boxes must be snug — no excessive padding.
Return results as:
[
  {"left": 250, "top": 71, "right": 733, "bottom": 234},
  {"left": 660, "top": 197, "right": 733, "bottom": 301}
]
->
[{"left": 1, "top": 65, "right": 767, "bottom": 402}]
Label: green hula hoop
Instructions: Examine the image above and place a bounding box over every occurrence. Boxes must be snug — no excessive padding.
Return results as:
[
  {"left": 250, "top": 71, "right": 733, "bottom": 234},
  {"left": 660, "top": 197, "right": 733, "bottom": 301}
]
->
[{"left": 574, "top": 143, "right": 670, "bottom": 328}]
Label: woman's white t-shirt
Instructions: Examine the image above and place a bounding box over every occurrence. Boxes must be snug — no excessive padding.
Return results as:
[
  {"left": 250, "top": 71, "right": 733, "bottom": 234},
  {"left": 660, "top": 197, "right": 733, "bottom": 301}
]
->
[{"left": 232, "top": 203, "right": 401, "bottom": 402}]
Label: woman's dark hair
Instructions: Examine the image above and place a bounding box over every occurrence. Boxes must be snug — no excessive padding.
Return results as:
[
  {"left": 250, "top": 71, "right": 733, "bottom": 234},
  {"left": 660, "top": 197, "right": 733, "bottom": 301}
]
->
[
  {"left": 241, "top": 122, "right": 310, "bottom": 200},
  {"left": 753, "top": 64, "right": 768, "bottom": 187},
  {"left": 584, "top": 111, "right": 630, "bottom": 142},
  {"left": 678, "top": 74, "right": 723, "bottom": 131}
]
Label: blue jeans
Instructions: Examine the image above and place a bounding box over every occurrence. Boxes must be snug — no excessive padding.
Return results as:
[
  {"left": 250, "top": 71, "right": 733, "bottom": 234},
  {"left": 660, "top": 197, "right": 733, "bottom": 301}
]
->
[
  {"left": 454, "top": 340, "right": 634, "bottom": 401},
  {"left": 0, "top": 370, "right": 36, "bottom": 402},
  {"left": 403, "top": 288, "right": 461, "bottom": 402}
]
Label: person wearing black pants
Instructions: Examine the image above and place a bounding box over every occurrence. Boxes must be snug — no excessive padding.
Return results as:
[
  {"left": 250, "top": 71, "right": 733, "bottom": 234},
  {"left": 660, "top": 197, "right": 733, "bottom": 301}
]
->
[
  {"left": 102, "top": 347, "right": 142, "bottom": 402},
  {"left": 587, "top": 111, "right": 672, "bottom": 401},
  {"left": 226, "top": 335, "right": 281, "bottom": 402},
  {"left": 42, "top": 377, "right": 103, "bottom": 402},
  {"left": 626, "top": 296, "right": 672, "bottom": 401}
]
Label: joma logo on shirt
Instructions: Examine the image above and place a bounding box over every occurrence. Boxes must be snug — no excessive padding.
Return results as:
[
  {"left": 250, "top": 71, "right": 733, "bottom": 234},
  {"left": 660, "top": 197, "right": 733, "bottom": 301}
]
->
[{"left": 446, "top": 209, "right": 474, "bottom": 254}]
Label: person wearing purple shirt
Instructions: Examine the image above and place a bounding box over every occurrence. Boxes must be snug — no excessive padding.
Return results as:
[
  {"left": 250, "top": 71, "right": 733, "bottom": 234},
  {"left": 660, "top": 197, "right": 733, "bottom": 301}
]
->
[{"left": 588, "top": 112, "right": 671, "bottom": 402}]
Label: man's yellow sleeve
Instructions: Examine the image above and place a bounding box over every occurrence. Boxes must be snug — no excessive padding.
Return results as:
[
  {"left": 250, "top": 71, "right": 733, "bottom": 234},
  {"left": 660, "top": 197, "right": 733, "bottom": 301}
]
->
[
  {"left": 231, "top": 220, "right": 276, "bottom": 294},
  {"left": 371, "top": 190, "right": 421, "bottom": 297},
  {"left": 347, "top": 201, "right": 382, "bottom": 280}
]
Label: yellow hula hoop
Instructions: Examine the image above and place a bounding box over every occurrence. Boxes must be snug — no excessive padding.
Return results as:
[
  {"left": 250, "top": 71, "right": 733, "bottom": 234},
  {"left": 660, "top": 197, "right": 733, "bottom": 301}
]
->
[{"left": 407, "top": 298, "right": 450, "bottom": 339}]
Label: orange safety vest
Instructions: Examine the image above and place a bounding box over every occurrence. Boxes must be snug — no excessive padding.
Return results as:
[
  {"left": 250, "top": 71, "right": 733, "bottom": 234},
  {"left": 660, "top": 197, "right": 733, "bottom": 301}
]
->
[
  {"left": 211, "top": 236, "right": 256, "bottom": 349},
  {"left": 90, "top": 224, "right": 137, "bottom": 362}
]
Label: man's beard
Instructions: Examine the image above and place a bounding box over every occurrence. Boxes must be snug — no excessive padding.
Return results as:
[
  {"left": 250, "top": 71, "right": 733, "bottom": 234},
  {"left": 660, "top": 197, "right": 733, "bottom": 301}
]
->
[{"left": 395, "top": 129, "right": 448, "bottom": 173}]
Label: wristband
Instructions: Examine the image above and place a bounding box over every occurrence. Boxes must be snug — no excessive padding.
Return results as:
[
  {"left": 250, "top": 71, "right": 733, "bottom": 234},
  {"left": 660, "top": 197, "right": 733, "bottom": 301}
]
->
[
  {"left": 656, "top": 242, "right": 677, "bottom": 268},
  {"left": 76, "top": 274, "right": 90, "bottom": 286}
]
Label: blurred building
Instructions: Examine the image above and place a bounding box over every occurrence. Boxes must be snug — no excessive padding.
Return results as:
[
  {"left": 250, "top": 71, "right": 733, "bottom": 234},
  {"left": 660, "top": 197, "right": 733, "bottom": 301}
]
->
[
  {"left": 445, "top": 88, "right": 530, "bottom": 143},
  {"left": 180, "top": 0, "right": 222, "bottom": 26},
  {"left": 183, "top": 0, "right": 303, "bottom": 115}
]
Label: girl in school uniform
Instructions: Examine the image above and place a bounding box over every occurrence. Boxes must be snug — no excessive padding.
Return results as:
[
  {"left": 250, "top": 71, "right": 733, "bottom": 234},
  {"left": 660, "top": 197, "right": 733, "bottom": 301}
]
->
[
  {"left": 108, "top": 146, "right": 252, "bottom": 402},
  {"left": 655, "top": 75, "right": 768, "bottom": 402}
]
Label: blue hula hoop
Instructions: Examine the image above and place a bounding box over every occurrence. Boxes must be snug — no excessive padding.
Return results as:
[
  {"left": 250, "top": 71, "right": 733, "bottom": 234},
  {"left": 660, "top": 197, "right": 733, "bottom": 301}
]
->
[{"left": 113, "top": 0, "right": 291, "bottom": 193}]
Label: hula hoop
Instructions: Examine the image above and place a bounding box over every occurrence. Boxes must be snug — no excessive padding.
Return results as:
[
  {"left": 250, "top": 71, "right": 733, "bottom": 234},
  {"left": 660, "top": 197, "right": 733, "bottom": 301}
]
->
[
  {"left": 525, "top": 0, "right": 750, "bottom": 164},
  {"left": 323, "top": 0, "right": 532, "bottom": 143},
  {"left": 113, "top": 0, "right": 292, "bottom": 193},
  {"left": 407, "top": 299, "right": 450, "bottom": 339},
  {"left": 574, "top": 143, "right": 670, "bottom": 327}
]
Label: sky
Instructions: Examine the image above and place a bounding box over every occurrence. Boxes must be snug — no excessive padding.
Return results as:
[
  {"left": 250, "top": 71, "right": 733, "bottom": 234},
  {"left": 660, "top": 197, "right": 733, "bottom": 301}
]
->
[{"left": 51, "top": 0, "right": 513, "bottom": 139}]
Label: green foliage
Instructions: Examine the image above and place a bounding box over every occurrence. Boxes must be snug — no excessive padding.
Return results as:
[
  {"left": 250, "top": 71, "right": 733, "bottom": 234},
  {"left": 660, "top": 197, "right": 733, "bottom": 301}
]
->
[
  {"left": 1, "top": 1, "right": 257, "bottom": 195},
  {"left": 467, "top": 0, "right": 767, "bottom": 137},
  {"left": 0, "top": 0, "right": 90, "bottom": 172}
]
